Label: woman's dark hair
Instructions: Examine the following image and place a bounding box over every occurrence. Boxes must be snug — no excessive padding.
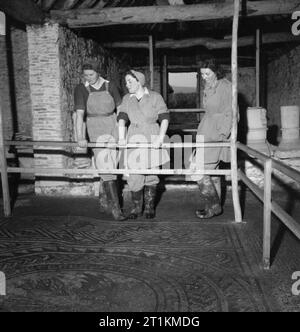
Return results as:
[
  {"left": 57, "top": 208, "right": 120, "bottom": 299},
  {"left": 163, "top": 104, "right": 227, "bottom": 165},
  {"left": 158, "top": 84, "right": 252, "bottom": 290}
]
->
[
  {"left": 201, "top": 59, "right": 225, "bottom": 80},
  {"left": 124, "top": 70, "right": 139, "bottom": 82},
  {"left": 82, "top": 60, "right": 100, "bottom": 73}
]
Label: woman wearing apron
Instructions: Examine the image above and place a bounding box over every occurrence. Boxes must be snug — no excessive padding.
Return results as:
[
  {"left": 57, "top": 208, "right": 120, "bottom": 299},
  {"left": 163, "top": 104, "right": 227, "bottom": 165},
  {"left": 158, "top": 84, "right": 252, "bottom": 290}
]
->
[
  {"left": 190, "top": 59, "right": 234, "bottom": 219},
  {"left": 74, "top": 61, "right": 126, "bottom": 221},
  {"left": 118, "top": 70, "right": 170, "bottom": 219}
]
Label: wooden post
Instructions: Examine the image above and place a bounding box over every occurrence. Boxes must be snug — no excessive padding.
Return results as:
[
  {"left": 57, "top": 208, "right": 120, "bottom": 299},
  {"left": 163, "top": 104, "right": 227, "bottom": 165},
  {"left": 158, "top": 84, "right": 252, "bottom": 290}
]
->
[
  {"left": 231, "top": 0, "right": 243, "bottom": 223},
  {"left": 0, "top": 13, "right": 11, "bottom": 217},
  {"left": 162, "top": 54, "right": 168, "bottom": 103},
  {"left": 263, "top": 158, "right": 272, "bottom": 270},
  {"left": 149, "top": 35, "right": 154, "bottom": 90},
  {"left": 196, "top": 68, "right": 201, "bottom": 122},
  {"left": 256, "top": 29, "right": 261, "bottom": 107}
]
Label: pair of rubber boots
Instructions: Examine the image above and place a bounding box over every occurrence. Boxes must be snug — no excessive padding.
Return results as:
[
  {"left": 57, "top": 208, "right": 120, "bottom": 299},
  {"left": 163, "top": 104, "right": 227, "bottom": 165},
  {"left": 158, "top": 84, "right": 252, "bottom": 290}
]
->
[
  {"left": 98, "top": 180, "right": 127, "bottom": 221},
  {"left": 128, "top": 186, "right": 156, "bottom": 220},
  {"left": 196, "top": 176, "right": 222, "bottom": 219}
]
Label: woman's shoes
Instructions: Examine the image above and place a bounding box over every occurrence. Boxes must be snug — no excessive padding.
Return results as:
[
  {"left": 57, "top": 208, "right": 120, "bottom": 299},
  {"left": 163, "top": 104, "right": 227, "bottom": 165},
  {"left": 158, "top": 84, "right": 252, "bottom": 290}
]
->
[
  {"left": 103, "top": 180, "right": 127, "bottom": 221},
  {"left": 144, "top": 186, "right": 156, "bottom": 219},
  {"left": 195, "top": 176, "right": 223, "bottom": 220},
  {"left": 128, "top": 189, "right": 143, "bottom": 219}
]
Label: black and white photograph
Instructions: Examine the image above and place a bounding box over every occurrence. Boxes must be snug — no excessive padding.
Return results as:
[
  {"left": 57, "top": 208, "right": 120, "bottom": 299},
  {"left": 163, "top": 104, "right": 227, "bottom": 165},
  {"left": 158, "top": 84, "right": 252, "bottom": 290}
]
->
[{"left": 0, "top": 0, "right": 299, "bottom": 316}]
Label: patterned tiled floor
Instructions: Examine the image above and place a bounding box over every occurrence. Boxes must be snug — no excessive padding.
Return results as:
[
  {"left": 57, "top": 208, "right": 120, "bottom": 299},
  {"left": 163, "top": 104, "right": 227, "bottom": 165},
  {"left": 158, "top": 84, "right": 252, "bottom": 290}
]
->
[{"left": 0, "top": 189, "right": 299, "bottom": 312}]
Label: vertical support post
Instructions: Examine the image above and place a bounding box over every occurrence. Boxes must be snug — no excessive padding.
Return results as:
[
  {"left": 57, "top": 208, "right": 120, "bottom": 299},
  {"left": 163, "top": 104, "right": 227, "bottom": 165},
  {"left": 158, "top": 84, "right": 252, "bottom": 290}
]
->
[
  {"left": 162, "top": 54, "right": 168, "bottom": 103},
  {"left": 196, "top": 68, "right": 201, "bottom": 122},
  {"left": 0, "top": 12, "right": 11, "bottom": 217},
  {"left": 231, "top": 0, "right": 242, "bottom": 223},
  {"left": 263, "top": 158, "right": 272, "bottom": 270},
  {"left": 149, "top": 35, "right": 154, "bottom": 90},
  {"left": 256, "top": 29, "right": 261, "bottom": 107}
]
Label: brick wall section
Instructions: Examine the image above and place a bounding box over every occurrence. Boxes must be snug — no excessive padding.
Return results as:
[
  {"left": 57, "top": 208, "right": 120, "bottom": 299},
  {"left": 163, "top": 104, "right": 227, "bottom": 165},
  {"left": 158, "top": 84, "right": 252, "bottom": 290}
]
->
[
  {"left": 267, "top": 44, "right": 300, "bottom": 128},
  {"left": 0, "top": 35, "right": 12, "bottom": 140},
  {"left": 26, "top": 23, "right": 129, "bottom": 195},
  {"left": 27, "top": 23, "right": 68, "bottom": 194},
  {"left": 0, "top": 27, "right": 32, "bottom": 140}
]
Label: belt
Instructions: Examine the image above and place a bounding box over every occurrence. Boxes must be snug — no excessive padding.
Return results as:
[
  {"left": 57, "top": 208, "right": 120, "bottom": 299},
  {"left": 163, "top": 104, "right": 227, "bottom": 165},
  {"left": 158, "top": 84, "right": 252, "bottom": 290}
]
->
[
  {"left": 131, "top": 122, "right": 156, "bottom": 127},
  {"left": 87, "top": 112, "right": 114, "bottom": 118}
]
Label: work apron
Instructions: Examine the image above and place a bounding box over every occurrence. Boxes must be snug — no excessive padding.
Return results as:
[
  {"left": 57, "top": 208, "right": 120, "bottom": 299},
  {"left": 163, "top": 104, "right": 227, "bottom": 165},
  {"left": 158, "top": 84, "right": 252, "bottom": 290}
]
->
[{"left": 86, "top": 83, "right": 118, "bottom": 180}]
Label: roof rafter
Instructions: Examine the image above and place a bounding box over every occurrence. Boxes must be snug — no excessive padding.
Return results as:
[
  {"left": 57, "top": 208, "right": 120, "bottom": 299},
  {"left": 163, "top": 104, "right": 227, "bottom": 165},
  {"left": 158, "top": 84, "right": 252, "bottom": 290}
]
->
[{"left": 51, "top": 0, "right": 300, "bottom": 28}]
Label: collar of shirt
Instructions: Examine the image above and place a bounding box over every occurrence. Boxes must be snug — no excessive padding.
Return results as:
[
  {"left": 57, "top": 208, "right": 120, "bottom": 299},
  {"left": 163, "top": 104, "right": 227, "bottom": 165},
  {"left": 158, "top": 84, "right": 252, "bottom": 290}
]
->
[
  {"left": 85, "top": 77, "right": 109, "bottom": 90},
  {"left": 130, "top": 87, "right": 150, "bottom": 99}
]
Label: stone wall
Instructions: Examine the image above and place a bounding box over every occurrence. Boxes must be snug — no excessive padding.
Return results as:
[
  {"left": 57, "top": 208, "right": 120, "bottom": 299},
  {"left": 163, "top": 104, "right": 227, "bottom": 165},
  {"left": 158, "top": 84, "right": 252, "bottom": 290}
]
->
[
  {"left": 267, "top": 44, "right": 300, "bottom": 129},
  {"left": 26, "top": 22, "right": 129, "bottom": 195},
  {"left": 0, "top": 26, "right": 32, "bottom": 140}
]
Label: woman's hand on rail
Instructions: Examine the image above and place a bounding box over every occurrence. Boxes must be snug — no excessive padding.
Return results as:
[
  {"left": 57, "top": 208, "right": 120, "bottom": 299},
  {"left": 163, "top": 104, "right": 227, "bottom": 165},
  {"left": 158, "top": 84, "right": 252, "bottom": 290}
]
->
[
  {"left": 152, "top": 136, "right": 164, "bottom": 149},
  {"left": 118, "top": 138, "right": 127, "bottom": 147}
]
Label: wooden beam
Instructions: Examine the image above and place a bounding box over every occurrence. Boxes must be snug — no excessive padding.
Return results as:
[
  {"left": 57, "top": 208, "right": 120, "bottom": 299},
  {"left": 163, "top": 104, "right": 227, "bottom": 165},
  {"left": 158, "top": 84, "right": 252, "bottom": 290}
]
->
[
  {"left": 0, "top": 0, "right": 45, "bottom": 24},
  {"left": 104, "top": 32, "right": 300, "bottom": 50},
  {"left": 54, "top": 0, "right": 81, "bottom": 10},
  {"left": 0, "top": 26, "right": 11, "bottom": 217},
  {"left": 256, "top": 29, "right": 261, "bottom": 107},
  {"left": 51, "top": 1, "right": 300, "bottom": 28},
  {"left": 149, "top": 35, "right": 154, "bottom": 90},
  {"left": 162, "top": 54, "right": 168, "bottom": 102},
  {"left": 0, "top": 11, "right": 5, "bottom": 36},
  {"left": 42, "top": 0, "right": 58, "bottom": 11},
  {"left": 231, "top": 0, "right": 243, "bottom": 223}
]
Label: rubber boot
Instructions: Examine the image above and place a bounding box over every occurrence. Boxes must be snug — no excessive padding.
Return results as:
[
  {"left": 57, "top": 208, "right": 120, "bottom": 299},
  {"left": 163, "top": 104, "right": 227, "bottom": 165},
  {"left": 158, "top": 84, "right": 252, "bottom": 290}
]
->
[
  {"left": 104, "top": 181, "right": 127, "bottom": 221},
  {"left": 144, "top": 186, "right": 156, "bottom": 219},
  {"left": 196, "top": 176, "right": 222, "bottom": 219},
  {"left": 98, "top": 179, "right": 109, "bottom": 213},
  {"left": 128, "top": 189, "right": 143, "bottom": 220}
]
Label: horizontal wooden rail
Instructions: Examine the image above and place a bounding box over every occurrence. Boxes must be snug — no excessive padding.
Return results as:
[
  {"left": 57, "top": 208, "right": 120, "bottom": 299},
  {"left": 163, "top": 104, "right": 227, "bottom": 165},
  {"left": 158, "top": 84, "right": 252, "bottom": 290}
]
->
[
  {"left": 6, "top": 140, "right": 231, "bottom": 149},
  {"left": 7, "top": 167, "right": 232, "bottom": 176},
  {"left": 237, "top": 142, "right": 269, "bottom": 162},
  {"left": 238, "top": 169, "right": 263, "bottom": 201},
  {"left": 169, "top": 109, "right": 205, "bottom": 113},
  {"left": 272, "top": 158, "right": 300, "bottom": 184},
  {"left": 239, "top": 169, "right": 300, "bottom": 240}
]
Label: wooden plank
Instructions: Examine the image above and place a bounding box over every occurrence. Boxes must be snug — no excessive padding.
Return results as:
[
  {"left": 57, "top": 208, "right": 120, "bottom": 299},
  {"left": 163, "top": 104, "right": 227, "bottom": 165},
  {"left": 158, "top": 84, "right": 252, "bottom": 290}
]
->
[
  {"left": 149, "top": 35, "right": 154, "bottom": 90},
  {"left": 6, "top": 140, "right": 231, "bottom": 148},
  {"left": 0, "top": 77, "right": 11, "bottom": 217},
  {"left": 0, "top": 11, "right": 5, "bottom": 36},
  {"left": 272, "top": 201, "right": 300, "bottom": 240},
  {"left": 256, "top": 29, "right": 261, "bottom": 107},
  {"left": 162, "top": 54, "right": 168, "bottom": 102},
  {"left": 104, "top": 32, "right": 300, "bottom": 50},
  {"left": 239, "top": 170, "right": 264, "bottom": 201},
  {"left": 237, "top": 142, "right": 269, "bottom": 163},
  {"left": 42, "top": 0, "right": 58, "bottom": 11},
  {"left": 272, "top": 158, "right": 300, "bottom": 184},
  {"left": 263, "top": 159, "right": 272, "bottom": 270},
  {"left": 169, "top": 109, "right": 202, "bottom": 113},
  {"left": 231, "top": 0, "right": 243, "bottom": 223},
  {"left": 51, "top": 1, "right": 300, "bottom": 28},
  {"left": 7, "top": 167, "right": 231, "bottom": 176}
]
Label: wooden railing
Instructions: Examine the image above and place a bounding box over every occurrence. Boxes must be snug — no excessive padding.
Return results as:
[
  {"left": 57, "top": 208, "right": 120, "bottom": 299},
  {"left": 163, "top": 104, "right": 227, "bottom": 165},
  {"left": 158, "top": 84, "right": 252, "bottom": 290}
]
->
[
  {"left": 237, "top": 142, "right": 300, "bottom": 270},
  {"left": 0, "top": 140, "right": 234, "bottom": 217}
]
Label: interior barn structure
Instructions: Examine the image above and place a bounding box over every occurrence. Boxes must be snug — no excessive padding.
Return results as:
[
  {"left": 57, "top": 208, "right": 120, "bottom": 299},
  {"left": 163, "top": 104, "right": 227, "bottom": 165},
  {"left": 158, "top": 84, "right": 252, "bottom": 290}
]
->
[{"left": 0, "top": 0, "right": 299, "bottom": 313}]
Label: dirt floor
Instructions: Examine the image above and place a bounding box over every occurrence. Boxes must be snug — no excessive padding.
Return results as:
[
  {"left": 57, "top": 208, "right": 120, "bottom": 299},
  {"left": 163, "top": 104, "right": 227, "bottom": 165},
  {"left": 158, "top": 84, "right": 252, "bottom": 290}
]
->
[{"left": 0, "top": 186, "right": 299, "bottom": 312}]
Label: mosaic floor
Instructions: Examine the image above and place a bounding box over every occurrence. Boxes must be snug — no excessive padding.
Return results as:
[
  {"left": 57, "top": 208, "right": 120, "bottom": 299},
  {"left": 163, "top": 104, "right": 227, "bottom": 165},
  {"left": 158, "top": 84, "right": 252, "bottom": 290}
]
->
[{"left": 0, "top": 190, "right": 299, "bottom": 312}]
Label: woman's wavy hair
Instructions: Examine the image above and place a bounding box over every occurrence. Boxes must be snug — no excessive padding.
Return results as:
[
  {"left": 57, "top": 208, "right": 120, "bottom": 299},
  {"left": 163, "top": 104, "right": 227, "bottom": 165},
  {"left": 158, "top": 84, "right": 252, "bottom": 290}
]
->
[{"left": 201, "top": 59, "right": 225, "bottom": 80}]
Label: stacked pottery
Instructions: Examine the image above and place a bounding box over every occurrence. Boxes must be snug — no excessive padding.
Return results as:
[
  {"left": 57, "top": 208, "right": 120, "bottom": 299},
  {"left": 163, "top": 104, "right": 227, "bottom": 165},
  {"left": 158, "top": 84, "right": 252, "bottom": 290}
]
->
[
  {"left": 246, "top": 107, "right": 270, "bottom": 155},
  {"left": 278, "top": 105, "right": 300, "bottom": 150}
]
